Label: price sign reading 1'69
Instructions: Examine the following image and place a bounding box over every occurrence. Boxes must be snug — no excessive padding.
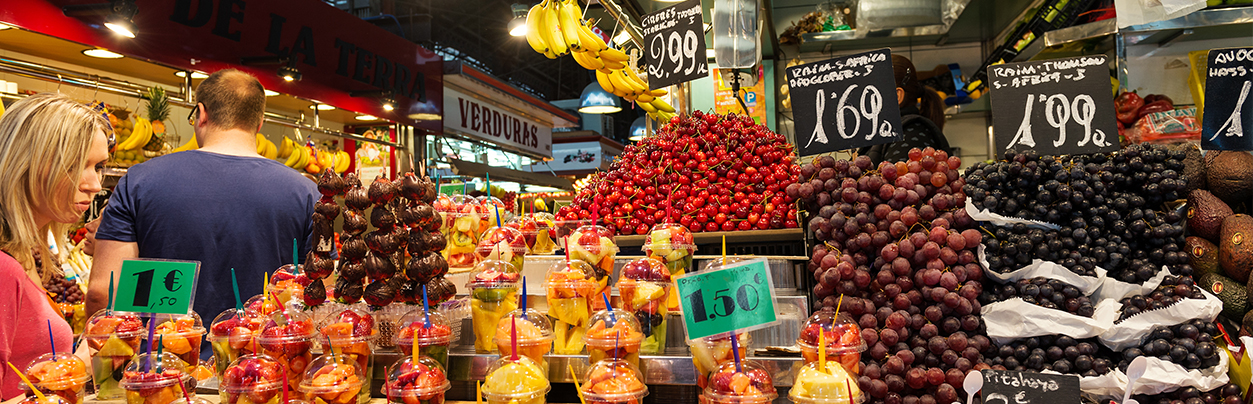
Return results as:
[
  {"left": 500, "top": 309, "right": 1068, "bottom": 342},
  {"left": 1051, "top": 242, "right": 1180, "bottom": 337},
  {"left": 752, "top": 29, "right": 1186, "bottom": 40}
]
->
[
  {"left": 676, "top": 258, "right": 779, "bottom": 339},
  {"left": 642, "top": 0, "right": 709, "bottom": 90},
  {"left": 786, "top": 48, "right": 903, "bottom": 156},
  {"left": 989, "top": 54, "right": 1120, "bottom": 156},
  {"left": 113, "top": 259, "right": 200, "bottom": 315}
]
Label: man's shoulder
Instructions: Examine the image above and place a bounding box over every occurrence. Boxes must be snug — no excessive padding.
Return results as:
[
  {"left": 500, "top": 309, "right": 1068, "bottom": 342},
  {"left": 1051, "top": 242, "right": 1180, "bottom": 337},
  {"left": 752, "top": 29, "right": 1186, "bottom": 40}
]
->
[{"left": 130, "top": 151, "right": 315, "bottom": 190}]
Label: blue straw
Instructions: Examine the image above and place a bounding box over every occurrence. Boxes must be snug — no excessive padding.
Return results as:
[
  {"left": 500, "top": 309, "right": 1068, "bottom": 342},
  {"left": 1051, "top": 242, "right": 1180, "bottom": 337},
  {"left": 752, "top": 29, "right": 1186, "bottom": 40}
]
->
[
  {"left": 47, "top": 320, "right": 55, "bottom": 359},
  {"left": 520, "top": 277, "right": 528, "bottom": 319},
  {"left": 730, "top": 333, "right": 743, "bottom": 373},
  {"left": 422, "top": 285, "right": 431, "bottom": 328},
  {"left": 145, "top": 315, "right": 157, "bottom": 372},
  {"left": 602, "top": 293, "right": 615, "bottom": 323}
]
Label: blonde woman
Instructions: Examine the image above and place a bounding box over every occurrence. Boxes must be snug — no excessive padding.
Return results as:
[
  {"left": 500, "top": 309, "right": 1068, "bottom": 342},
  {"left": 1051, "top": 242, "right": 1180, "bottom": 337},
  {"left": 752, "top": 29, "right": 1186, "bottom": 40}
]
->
[{"left": 0, "top": 93, "right": 110, "bottom": 400}]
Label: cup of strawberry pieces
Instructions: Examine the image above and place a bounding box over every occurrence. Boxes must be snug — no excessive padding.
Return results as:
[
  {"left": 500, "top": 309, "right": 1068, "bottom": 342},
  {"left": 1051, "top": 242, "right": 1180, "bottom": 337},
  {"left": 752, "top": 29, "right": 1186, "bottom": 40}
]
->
[
  {"left": 394, "top": 310, "right": 453, "bottom": 369},
  {"left": 209, "top": 309, "right": 267, "bottom": 380},
  {"left": 796, "top": 308, "right": 866, "bottom": 375},
  {"left": 219, "top": 354, "right": 285, "bottom": 404},
  {"left": 256, "top": 309, "right": 317, "bottom": 393},
  {"left": 119, "top": 352, "right": 191, "bottom": 404},
  {"left": 385, "top": 355, "right": 450, "bottom": 404},
  {"left": 269, "top": 265, "right": 313, "bottom": 307},
  {"left": 475, "top": 226, "right": 529, "bottom": 273},
  {"left": 698, "top": 361, "right": 777, "bottom": 404}
]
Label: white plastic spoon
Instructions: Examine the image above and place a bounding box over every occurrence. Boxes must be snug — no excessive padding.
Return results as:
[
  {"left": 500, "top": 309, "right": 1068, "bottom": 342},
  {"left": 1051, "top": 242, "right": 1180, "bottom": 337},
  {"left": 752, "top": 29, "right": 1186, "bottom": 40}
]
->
[
  {"left": 964, "top": 370, "right": 983, "bottom": 404},
  {"left": 1121, "top": 356, "right": 1149, "bottom": 404}
]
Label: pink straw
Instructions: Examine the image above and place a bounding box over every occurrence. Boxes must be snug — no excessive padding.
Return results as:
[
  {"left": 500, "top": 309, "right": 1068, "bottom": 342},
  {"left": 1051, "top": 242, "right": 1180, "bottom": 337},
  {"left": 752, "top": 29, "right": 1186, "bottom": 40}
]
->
[{"left": 510, "top": 315, "right": 519, "bottom": 361}]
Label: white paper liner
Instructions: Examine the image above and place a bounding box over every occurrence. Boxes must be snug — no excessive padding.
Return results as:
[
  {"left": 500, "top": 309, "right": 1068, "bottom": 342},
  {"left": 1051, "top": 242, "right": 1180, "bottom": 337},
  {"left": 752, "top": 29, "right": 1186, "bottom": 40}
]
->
[
  {"left": 982, "top": 298, "right": 1115, "bottom": 344},
  {"left": 1097, "top": 288, "right": 1223, "bottom": 351},
  {"left": 1090, "top": 266, "right": 1172, "bottom": 303},
  {"left": 978, "top": 244, "right": 1107, "bottom": 295},
  {"left": 1077, "top": 354, "right": 1230, "bottom": 400},
  {"left": 964, "top": 198, "right": 1061, "bottom": 230}
]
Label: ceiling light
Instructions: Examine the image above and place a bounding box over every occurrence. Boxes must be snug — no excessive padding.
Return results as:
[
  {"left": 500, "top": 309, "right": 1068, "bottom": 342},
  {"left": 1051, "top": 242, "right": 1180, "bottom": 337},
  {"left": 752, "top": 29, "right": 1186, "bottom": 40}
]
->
[
  {"left": 0, "top": 23, "right": 13, "bottom": 30},
  {"left": 356, "top": 114, "right": 379, "bottom": 121},
  {"left": 104, "top": 18, "right": 135, "bottom": 38},
  {"left": 277, "top": 65, "right": 302, "bottom": 82},
  {"left": 309, "top": 104, "right": 335, "bottom": 111},
  {"left": 408, "top": 113, "right": 441, "bottom": 121},
  {"left": 174, "top": 71, "right": 209, "bottom": 79},
  {"left": 509, "top": 4, "right": 528, "bottom": 37},
  {"left": 383, "top": 102, "right": 395, "bottom": 112},
  {"left": 82, "top": 48, "right": 123, "bottom": 59},
  {"left": 263, "top": 89, "right": 279, "bottom": 97},
  {"left": 578, "top": 83, "right": 621, "bottom": 114},
  {"left": 63, "top": 0, "right": 139, "bottom": 38},
  {"left": 629, "top": 116, "right": 646, "bottom": 140},
  {"left": 612, "top": 31, "right": 631, "bottom": 46}
]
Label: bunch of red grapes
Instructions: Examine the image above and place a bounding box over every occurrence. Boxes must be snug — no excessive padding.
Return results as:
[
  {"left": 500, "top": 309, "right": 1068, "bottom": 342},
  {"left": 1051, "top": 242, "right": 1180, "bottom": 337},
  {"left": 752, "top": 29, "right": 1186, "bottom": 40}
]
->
[
  {"left": 796, "top": 148, "right": 990, "bottom": 404},
  {"left": 558, "top": 111, "right": 800, "bottom": 235}
]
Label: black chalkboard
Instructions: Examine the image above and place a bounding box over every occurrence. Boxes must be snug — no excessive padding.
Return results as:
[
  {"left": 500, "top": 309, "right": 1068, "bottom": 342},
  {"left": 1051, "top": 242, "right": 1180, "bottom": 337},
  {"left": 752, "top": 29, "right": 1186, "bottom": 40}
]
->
[
  {"left": 980, "top": 369, "right": 1080, "bottom": 404},
  {"left": 1202, "top": 47, "right": 1253, "bottom": 151},
  {"left": 641, "top": 0, "right": 709, "bottom": 91},
  {"left": 988, "top": 55, "right": 1121, "bottom": 157},
  {"left": 786, "top": 48, "right": 903, "bottom": 157}
]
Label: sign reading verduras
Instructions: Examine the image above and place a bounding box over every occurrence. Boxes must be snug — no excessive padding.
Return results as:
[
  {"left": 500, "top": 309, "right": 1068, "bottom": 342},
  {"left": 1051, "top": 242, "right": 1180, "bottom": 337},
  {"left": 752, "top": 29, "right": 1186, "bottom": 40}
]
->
[
  {"left": 113, "top": 259, "right": 200, "bottom": 315},
  {"left": 642, "top": 0, "right": 710, "bottom": 90},
  {"left": 979, "top": 370, "right": 1079, "bottom": 404},
  {"left": 786, "top": 48, "right": 902, "bottom": 156},
  {"left": 444, "top": 88, "right": 553, "bottom": 158},
  {"left": 1202, "top": 47, "right": 1253, "bottom": 151},
  {"left": 675, "top": 258, "right": 779, "bottom": 339},
  {"left": 989, "top": 55, "right": 1120, "bottom": 156}
]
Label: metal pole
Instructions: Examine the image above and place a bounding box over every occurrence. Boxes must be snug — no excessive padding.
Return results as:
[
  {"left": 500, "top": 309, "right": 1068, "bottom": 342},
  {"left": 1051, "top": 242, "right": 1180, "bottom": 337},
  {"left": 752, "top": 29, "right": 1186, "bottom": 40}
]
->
[{"left": 592, "top": 0, "right": 645, "bottom": 49}]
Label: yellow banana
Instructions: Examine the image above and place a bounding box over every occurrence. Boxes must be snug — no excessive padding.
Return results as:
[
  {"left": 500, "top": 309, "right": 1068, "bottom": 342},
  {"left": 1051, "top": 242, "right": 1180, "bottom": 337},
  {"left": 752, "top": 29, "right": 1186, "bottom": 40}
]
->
[
  {"left": 624, "top": 66, "right": 649, "bottom": 90},
  {"left": 284, "top": 146, "right": 303, "bottom": 168},
  {"left": 617, "top": 69, "right": 644, "bottom": 93},
  {"left": 603, "top": 59, "right": 626, "bottom": 70},
  {"left": 595, "top": 70, "right": 617, "bottom": 94},
  {"left": 599, "top": 47, "right": 629, "bottom": 63},
  {"left": 278, "top": 137, "right": 292, "bottom": 158},
  {"left": 525, "top": 3, "right": 550, "bottom": 55},
  {"left": 637, "top": 100, "right": 657, "bottom": 113},
  {"left": 334, "top": 151, "right": 351, "bottom": 173},
  {"left": 172, "top": 135, "right": 198, "bottom": 152},
  {"left": 122, "top": 118, "right": 151, "bottom": 150},
  {"left": 541, "top": 1, "right": 568, "bottom": 56},
  {"left": 650, "top": 88, "right": 668, "bottom": 97},
  {"left": 636, "top": 93, "right": 654, "bottom": 103},
  {"left": 572, "top": 50, "right": 604, "bottom": 70},
  {"left": 606, "top": 70, "right": 634, "bottom": 96},
  {"left": 558, "top": 0, "right": 581, "bottom": 51},
  {"left": 256, "top": 133, "right": 266, "bottom": 154},
  {"left": 263, "top": 140, "right": 278, "bottom": 159},
  {"left": 652, "top": 99, "right": 676, "bottom": 113},
  {"left": 576, "top": 23, "right": 607, "bottom": 53}
]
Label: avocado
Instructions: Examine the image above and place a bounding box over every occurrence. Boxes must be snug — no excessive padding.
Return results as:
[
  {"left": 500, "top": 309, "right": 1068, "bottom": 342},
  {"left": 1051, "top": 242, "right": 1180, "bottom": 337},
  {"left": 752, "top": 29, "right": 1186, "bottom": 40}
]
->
[
  {"left": 1200, "top": 272, "right": 1248, "bottom": 321},
  {"left": 1175, "top": 142, "right": 1206, "bottom": 193},
  {"left": 1207, "top": 151, "right": 1253, "bottom": 210},
  {"left": 1188, "top": 189, "right": 1233, "bottom": 242},
  {"left": 1188, "top": 236, "right": 1220, "bottom": 276},
  {"left": 1220, "top": 214, "right": 1253, "bottom": 283},
  {"left": 1243, "top": 311, "right": 1253, "bottom": 338}
]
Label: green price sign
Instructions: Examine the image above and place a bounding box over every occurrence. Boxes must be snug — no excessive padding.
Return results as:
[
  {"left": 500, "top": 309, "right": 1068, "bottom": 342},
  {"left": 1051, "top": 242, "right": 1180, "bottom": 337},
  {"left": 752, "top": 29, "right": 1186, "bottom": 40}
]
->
[
  {"left": 439, "top": 182, "right": 467, "bottom": 196},
  {"left": 675, "top": 258, "right": 779, "bottom": 339},
  {"left": 113, "top": 259, "right": 200, "bottom": 315}
]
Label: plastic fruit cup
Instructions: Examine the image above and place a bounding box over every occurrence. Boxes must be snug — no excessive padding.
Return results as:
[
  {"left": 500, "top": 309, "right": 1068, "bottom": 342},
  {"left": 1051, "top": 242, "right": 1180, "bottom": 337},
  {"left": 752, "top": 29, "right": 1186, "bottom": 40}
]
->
[
  {"left": 567, "top": 225, "right": 618, "bottom": 283},
  {"left": 394, "top": 309, "right": 453, "bottom": 369},
  {"left": 579, "top": 359, "right": 648, "bottom": 404},
  {"left": 494, "top": 308, "right": 554, "bottom": 372},
  {"left": 642, "top": 223, "right": 695, "bottom": 311},
  {"left": 168, "top": 397, "right": 214, "bottom": 404},
  {"left": 17, "top": 395, "right": 68, "bottom": 404},
  {"left": 83, "top": 310, "right": 145, "bottom": 400},
  {"left": 441, "top": 212, "right": 482, "bottom": 272},
  {"left": 119, "top": 352, "right": 192, "bottom": 404},
  {"left": 545, "top": 259, "right": 601, "bottom": 354},
  {"left": 697, "top": 360, "right": 777, "bottom": 404},
  {"left": 690, "top": 333, "right": 752, "bottom": 390},
  {"left": 617, "top": 257, "right": 673, "bottom": 355},
  {"left": 467, "top": 260, "right": 521, "bottom": 353},
  {"left": 297, "top": 354, "right": 364, "bottom": 404},
  {"left": 384, "top": 355, "right": 451, "bottom": 404},
  {"left": 476, "top": 196, "right": 510, "bottom": 235},
  {"left": 269, "top": 264, "right": 313, "bottom": 306},
  {"left": 584, "top": 309, "right": 644, "bottom": 370},
  {"left": 797, "top": 309, "right": 866, "bottom": 375},
  {"left": 21, "top": 353, "right": 90, "bottom": 404},
  {"left": 208, "top": 308, "right": 265, "bottom": 380},
  {"left": 475, "top": 226, "right": 529, "bottom": 273},
  {"left": 553, "top": 218, "right": 592, "bottom": 251},
  {"left": 481, "top": 355, "right": 549, "bottom": 404},
  {"left": 245, "top": 294, "right": 284, "bottom": 317},
  {"left": 316, "top": 307, "right": 379, "bottom": 404},
  {"left": 219, "top": 354, "right": 284, "bottom": 404},
  {"left": 789, "top": 360, "right": 866, "bottom": 404},
  {"left": 145, "top": 312, "right": 207, "bottom": 367},
  {"left": 507, "top": 214, "right": 558, "bottom": 255},
  {"left": 256, "top": 308, "right": 317, "bottom": 394}
]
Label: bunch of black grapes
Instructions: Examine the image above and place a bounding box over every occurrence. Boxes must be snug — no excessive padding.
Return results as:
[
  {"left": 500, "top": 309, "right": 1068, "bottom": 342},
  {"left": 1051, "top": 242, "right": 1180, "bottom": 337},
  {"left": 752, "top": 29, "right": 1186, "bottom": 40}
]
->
[
  {"left": 1116, "top": 275, "right": 1204, "bottom": 323},
  {"left": 982, "top": 334, "right": 1115, "bottom": 377},
  {"left": 1119, "top": 319, "right": 1221, "bottom": 371},
  {"left": 978, "top": 277, "right": 1095, "bottom": 318}
]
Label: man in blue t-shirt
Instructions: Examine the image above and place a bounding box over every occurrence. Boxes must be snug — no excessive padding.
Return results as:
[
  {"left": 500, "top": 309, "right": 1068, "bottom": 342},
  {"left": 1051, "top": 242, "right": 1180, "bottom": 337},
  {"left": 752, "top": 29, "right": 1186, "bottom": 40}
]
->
[{"left": 86, "top": 70, "right": 319, "bottom": 335}]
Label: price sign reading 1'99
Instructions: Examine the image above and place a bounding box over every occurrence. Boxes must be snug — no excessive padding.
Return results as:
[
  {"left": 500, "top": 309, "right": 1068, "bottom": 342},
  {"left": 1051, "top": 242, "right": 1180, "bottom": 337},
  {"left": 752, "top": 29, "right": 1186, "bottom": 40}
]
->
[
  {"left": 113, "top": 259, "right": 200, "bottom": 315},
  {"left": 676, "top": 258, "right": 779, "bottom": 339}
]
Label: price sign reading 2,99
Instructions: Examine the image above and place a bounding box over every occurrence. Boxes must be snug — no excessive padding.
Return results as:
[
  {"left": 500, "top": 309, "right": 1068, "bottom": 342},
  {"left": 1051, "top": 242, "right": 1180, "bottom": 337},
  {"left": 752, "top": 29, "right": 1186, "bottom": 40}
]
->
[
  {"left": 641, "top": 0, "right": 709, "bottom": 90},
  {"left": 989, "top": 55, "right": 1120, "bottom": 156},
  {"left": 675, "top": 258, "right": 779, "bottom": 339},
  {"left": 113, "top": 259, "right": 200, "bottom": 315}
]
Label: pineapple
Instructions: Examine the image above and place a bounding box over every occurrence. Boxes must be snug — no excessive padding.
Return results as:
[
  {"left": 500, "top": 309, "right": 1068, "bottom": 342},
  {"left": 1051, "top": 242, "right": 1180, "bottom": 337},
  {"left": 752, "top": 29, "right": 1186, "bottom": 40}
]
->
[{"left": 143, "top": 86, "right": 169, "bottom": 152}]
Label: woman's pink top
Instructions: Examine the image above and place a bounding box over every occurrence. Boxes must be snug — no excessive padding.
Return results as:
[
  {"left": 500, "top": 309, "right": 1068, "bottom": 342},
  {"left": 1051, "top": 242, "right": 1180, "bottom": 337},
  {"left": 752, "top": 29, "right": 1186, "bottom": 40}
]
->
[{"left": 0, "top": 252, "right": 74, "bottom": 400}]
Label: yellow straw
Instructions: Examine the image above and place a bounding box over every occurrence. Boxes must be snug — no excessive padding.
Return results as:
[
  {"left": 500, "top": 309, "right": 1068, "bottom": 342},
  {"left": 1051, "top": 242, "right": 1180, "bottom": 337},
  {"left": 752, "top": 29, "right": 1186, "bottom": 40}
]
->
[
  {"left": 569, "top": 364, "right": 589, "bottom": 404},
  {"left": 722, "top": 235, "right": 727, "bottom": 263},
  {"left": 411, "top": 333, "right": 420, "bottom": 367},
  {"left": 263, "top": 273, "right": 271, "bottom": 306},
  {"left": 818, "top": 332, "right": 827, "bottom": 374},
  {"left": 476, "top": 380, "right": 483, "bottom": 404},
  {"left": 7, "top": 362, "right": 46, "bottom": 401}
]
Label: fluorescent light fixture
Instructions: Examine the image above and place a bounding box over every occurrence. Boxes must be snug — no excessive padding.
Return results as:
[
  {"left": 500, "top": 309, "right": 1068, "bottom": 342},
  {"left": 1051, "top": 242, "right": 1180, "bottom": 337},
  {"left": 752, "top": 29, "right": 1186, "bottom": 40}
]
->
[
  {"left": 612, "top": 31, "right": 631, "bottom": 46},
  {"left": 174, "top": 71, "right": 209, "bottom": 79},
  {"left": 263, "top": 89, "right": 279, "bottom": 97},
  {"left": 0, "top": 23, "right": 13, "bottom": 30},
  {"left": 408, "top": 113, "right": 441, "bottom": 120},
  {"left": 309, "top": 104, "right": 335, "bottom": 111},
  {"left": 104, "top": 18, "right": 135, "bottom": 38},
  {"left": 356, "top": 114, "right": 379, "bottom": 121},
  {"left": 707, "top": 48, "right": 715, "bottom": 59},
  {"left": 82, "top": 48, "right": 123, "bottom": 59}
]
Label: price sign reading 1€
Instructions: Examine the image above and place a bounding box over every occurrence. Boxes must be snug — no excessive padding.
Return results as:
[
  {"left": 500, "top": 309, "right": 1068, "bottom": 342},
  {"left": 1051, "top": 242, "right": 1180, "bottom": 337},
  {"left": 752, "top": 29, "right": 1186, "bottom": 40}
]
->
[
  {"left": 113, "top": 259, "right": 200, "bottom": 315},
  {"left": 675, "top": 258, "right": 779, "bottom": 339}
]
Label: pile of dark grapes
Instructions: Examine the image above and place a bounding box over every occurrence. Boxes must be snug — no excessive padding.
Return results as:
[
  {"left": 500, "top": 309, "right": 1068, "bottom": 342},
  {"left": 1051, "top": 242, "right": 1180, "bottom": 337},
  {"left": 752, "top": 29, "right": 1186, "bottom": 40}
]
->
[
  {"left": 963, "top": 144, "right": 1193, "bottom": 283},
  {"left": 1119, "top": 319, "right": 1220, "bottom": 371},
  {"left": 982, "top": 334, "right": 1114, "bottom": 377},
  {"left": 978, "top": 277, "right": 1095, "bottom": 317},
  {"left": 1103, "top": 383, "right": 1245, "bottom": 404},
  {"left": 981, "top": 223, "right": 1109, "bottom": 277},
  {"left": 1116, "top": 275, "right": 1204, "bottom": 323},
  {"left": 797, "top": 148, "right": 988, "bottom": 404},
  {"left": 45, "top": 271, "right": 84, "bottom": 304}
]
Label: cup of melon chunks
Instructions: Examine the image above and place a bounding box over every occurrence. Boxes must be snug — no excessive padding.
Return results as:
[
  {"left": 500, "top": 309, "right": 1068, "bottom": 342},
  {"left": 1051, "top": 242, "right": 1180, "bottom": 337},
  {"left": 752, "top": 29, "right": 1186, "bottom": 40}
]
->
[
  {"left": 219, "top": 354, "right": 284, "bottom": 404},
  {"left": 119, "top": 352, "right": 192, "bottom": 404},
  {"left": 21, "top": 353, "right": 90, "bottom": 404},
  {"left": 145, "top": 312, "right": 207, "bottom": 367},
  {"left": 481, "top": 355, "right": 549, "bottom": 404},
  {"left": 384, "top": 355, "right": 450, "bottom": 404},
  {"left": 297, "top": 354, "right": 364, "bottom": 404},
  {"left": 209, "top": 309, "right": 267, "bottom": 381},
  {"left": 256, "top": 308, "right": 317, "bottom": 394},
  {"left": 567, "top": 225, "right": 617, "bottom": 310},
  {"left": 394, "top": 309, "right": 453, "bottom": 370},
  {"left": 579, "top": 359, "right": 649, "bottom": 404},
  {"left": 789, "top": 359, "right": 866, "bottom": 404},
  {"left": 796, "top": 308, "right": 866, "bottom": 375},
  {"left": 315, "top": 306, "right": 378, "bottom": 404},
  {"left": 494, "top": 309, "right": 554, "bottom": 373},
  {"left": 545, "top": 259, "right": 602, "bottom": 354},
  {"left": 617, "top": 257, "right": 673, "bottom": 355},
  {"left": 467, "top": 260, "right": 520, "bottom": 353},
  {"left": 642, "top": 223, "right": 695, "bottom": 311},
  {"left": 690, "top": 333, "right": 751, "bottom": 390},
  {"left": 584, "top": 309, "right": 644, "bottom": 370},
  {"left": 83, "top": 310, "right": 145, "bottom": 400}
]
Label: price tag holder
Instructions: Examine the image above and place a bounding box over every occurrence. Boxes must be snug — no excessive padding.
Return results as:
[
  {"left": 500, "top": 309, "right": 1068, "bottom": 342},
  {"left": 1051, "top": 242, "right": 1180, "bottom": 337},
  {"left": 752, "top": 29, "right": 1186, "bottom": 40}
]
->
[
  {"left": 786, "top": 48, "right": 903, "bottom": 156},
  {"left": 642, "top": 0, "right": 709, "bottom": 90},
  {"left": 979, "top": 370, "right": 1079, "bottom": 404},
  {"left": 989, "top": 55, "right": 1120, "bottom": 156},
  {"left": 1202, "top": 47, "right": 1253, "bottom": 151},
  {"left": 113, "top": 259, "right": 200, "bottom": 315},
  {"left": 675, "top": 257, "right": 778, "bottom": 340}
]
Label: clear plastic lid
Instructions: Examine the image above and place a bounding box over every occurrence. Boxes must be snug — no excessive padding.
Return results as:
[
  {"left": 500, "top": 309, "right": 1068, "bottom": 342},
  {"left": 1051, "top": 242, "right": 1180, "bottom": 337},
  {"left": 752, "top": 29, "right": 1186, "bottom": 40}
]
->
[
  {"left": 701, "top": 257, "right": 748, "bottom": 272},
  {"left": 476, "top": 196, "right": 508, "bottom": 218},
  {"left": 255, "top": 307, "right": 317, "bottom": 347},
  {"left": 17, "top": 395, "right": 68, "bottom": 404},
  {"left": 569, "top": 225, "right": 619, "bottom": 257},
  {"left": 316, "top": 306, "right": 378, "bottom": 345},
  {"left": 83, "top": 309, "right": 145, "bottom": 339},
  {"left": 270, "top": 265, "right": 313, "bottom": 288},
  {"left": 619, "top": 257, "right": 672, "bottom": 282},
  {"left": 146, "top": 312, "right": 206, "bottom": 339},
  {"left": 584, "top": 309, "right": 644, "bottom": 347},
  {"left": 554, "top": 218, "right": 593, "bottom": 250},
  {"left": 220, "top": 353, "right": 285, "bottom": 393},
  {"left": 465, "top": 260, "right": 522, "bottom": 289},
  {"left": 545, "top": 259, "right": 600, "bottom": 291},
  {"left": 481, "top": 355, "right": 550, "bottom": 399},
  {"left": 789, "top": 360, "right": 866, "bottom": 404},
  {"left": 22, "top": 353, "right": 89, "bottom": 390},
  {"left": 431, "top": 194, "right": 455, "bottom": 212},
  {"left": 642, "top": 223, "right": 696, "bottom": 257},
  {"left": 579, "top": 359, "right": 648, "bottom": 401},
  {"left": 395, "top": 309, "right": 453, "bottom": 346},
  {"left": 384, "top": 356, "right": 450, "bottom": 397},
  {"left": 493, "top": 309, "right": 554, "bottom": 346},
  {"left": 119, "top": 352, "right": 190, "bottom": 390},
  {"left": 167, "top": 397, "right": 214, "bottom": 404},
  {"left": 297, "top": 354, "right": 364, "bottom": 395},
  {"left": 449, "top": 194, "right": 480, "bottom": 212},
  {"left": 700, "top": 361, "right": 778, "bottom": 404},
  {"left": 209, "top": 308, "right": 265, "bottom": 341},
  {"left": 475, "top": 226, "right": 528, "bottom": 259},
  {"left": 244, "top": 294, "right": 283, "bottom": 317},
  {"left": 796, "top": 309, "right": 867, "bottom": 354}
]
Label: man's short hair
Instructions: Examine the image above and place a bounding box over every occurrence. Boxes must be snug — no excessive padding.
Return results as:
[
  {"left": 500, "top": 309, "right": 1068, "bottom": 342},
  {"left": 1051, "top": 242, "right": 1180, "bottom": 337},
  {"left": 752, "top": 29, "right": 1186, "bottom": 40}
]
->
[{"left": 195, "top": 69, "right": 266, "bottom": 132}]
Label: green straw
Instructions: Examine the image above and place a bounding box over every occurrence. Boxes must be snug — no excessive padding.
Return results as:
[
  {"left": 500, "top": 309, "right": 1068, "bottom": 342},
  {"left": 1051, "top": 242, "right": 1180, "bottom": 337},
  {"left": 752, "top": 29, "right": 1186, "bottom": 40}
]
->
[
  {"left": 231, "top": 268, "right": 243, "bottom": 311},
  {"left": 293, "top": 239, "right": 300, "bottom": 275},
  {"left": 485, "top": 173, "right": 491, "bottom": 199},
  {"left": 107, "top": 271, "right": 114, "bottom": 312}
]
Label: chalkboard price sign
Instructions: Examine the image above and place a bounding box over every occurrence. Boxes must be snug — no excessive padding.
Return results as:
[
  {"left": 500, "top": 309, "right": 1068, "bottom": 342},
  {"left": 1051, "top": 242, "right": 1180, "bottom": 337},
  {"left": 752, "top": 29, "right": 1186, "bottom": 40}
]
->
[
  {"left": 989, "top": 55, "right": 1120, "bottom": 156},
  {"left": 979, "top": 369, "right": 1080, "bottom": 404},
  {"left": 642, "top": 0, "right": 709, "bottom": 90},
  {"left": 1202, "top": 47, "right": 1253, "bottom": 151},
  {"left": 786, "top": 48, "right": 903, "bottom": 156}
]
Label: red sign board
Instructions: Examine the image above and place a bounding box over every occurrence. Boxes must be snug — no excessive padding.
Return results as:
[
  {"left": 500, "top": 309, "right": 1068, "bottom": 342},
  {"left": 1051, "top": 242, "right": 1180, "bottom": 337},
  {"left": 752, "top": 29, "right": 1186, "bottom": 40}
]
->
[{"left": 0, "top": 0, "right": 443, "bottom": 132}]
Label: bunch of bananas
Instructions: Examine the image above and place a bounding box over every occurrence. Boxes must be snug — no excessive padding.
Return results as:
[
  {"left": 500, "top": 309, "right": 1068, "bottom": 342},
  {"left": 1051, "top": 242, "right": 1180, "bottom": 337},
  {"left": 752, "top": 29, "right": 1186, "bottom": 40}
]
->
[
  {"left": 116, "top": 117, "right": 152, "bottom": 151},
  {"left": 63, "top": 242, "right": 93, "bottom": 283},
  {"left": 256, "top": 133, "right": 279, "bottom": 160},
  {"left": 283, "top": 140, "right": 314, "bottom": 170},
  {"left": 171, "top": 135, "right": 198, "bottom": 152},
  {"left": 525, "top": 0, "right": 676, "bottom": 122}
]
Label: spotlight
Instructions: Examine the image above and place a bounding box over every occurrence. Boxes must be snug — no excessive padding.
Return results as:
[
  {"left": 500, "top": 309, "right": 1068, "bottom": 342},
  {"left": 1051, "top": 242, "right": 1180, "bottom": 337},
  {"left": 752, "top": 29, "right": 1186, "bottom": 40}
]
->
[
  {"left": 82, "top": 48, "right": 124, "bottom": 59},
  {"left": 509, "top": 3, "right": 529, "bottom": 37},
  {"left": 277, "top": 65, "right": 302, "bottom": 82},
  {"left": 350, "top": 89, "right": 397, "bottom": 112},
  {"left": 382, "top": 98, "right": 396, "bottom": 111},
  {"left": 174, "top": 71, "right": 209, "bottom": 79},
  {"left": 309, "top": 104, "right": 336, "bottom": 111},
  {"left": 0, "top": 23, "right": 11, "bottom": 30},
  {"left": 64, "top": 0, "right": 138, "bottom": 38},
  {"left": 356, "top": 115, "right": 379, "bottom": 121},
  {"left": 263, "top": 89, "right": 279, "bottom": 97}
]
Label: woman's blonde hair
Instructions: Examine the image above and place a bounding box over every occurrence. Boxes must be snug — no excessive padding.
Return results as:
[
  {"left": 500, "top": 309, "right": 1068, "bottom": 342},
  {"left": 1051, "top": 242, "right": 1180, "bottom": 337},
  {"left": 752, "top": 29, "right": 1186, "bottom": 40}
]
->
[{"left": 0, "top": 93, "right": 110, "bottom": 283}]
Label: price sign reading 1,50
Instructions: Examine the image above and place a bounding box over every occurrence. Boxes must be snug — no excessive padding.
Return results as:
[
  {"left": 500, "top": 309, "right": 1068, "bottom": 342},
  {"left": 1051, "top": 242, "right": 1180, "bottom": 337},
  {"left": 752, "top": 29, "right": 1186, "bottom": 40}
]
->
[
  {"left": 676, "top": 258, "right": 779, "bottom": 339},
  {"left": 641, "top": 0, "right": 709, "bottom": 90},
  {"left": 683, "top": 280, "right": 762, "bottom": 322},
  {"left": 113, "top": 259, "right": 200, "bottom": 315}
]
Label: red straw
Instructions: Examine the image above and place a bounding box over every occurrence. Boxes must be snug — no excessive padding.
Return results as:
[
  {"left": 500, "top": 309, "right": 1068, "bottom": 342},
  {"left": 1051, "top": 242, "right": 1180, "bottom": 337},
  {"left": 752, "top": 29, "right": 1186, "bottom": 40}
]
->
[
  {"left": 282, "top": 365, "right": 290, "bottom": 404},
  {"left": 845, "top": 379, "right": 853, "bottom": 404},
  {"left": 564, "top": 236, "right": 571, "bottom": 262},
  {"left": 510, "top": 315, "right": 519, "bottom": 361}
]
